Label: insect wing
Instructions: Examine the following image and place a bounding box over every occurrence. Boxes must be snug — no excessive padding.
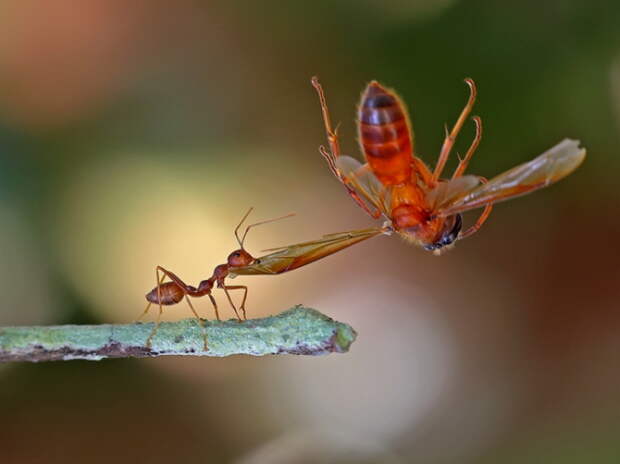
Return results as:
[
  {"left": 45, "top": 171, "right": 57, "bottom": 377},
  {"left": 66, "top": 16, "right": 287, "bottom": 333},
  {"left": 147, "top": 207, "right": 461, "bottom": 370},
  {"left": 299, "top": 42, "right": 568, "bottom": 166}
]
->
[
  {"left": 228, "top": 227, "right": 384, "bottom": 276},
  {"left": 336, "top": 156, "right": 390, "bottom": 214},
  {"left": 425, "top": 175, "right": 480, "bottom": 211},
  {"left": 438, "top": 139, "right": 586, "bottom": 216}
]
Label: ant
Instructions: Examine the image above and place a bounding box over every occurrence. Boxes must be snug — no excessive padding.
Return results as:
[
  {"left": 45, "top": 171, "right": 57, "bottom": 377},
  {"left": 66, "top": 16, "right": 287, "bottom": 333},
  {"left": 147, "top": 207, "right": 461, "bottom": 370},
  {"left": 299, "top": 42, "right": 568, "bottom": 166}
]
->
[{"left": 138, "top": 208, "right": 294, "bottom": 348}]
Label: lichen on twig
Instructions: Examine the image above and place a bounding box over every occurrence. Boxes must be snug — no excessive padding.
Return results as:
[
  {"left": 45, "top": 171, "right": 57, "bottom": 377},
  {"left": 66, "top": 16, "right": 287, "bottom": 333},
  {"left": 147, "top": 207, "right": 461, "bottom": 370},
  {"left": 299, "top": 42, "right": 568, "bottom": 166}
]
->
[{"left": 0, "top": 306, "right": 357, "bottom": 363}]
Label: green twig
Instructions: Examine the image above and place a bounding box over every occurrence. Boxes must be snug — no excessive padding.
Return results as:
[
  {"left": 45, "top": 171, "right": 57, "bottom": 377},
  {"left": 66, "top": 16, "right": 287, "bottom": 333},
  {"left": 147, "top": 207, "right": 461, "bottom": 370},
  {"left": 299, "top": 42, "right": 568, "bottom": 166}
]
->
[{"left": 0, "top": 306, "right": 357, "bottom": 363}]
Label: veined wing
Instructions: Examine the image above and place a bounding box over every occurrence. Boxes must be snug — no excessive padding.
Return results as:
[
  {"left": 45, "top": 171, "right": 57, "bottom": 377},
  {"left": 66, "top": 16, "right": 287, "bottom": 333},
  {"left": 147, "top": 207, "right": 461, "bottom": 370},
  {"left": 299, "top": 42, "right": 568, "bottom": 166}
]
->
[
  {"left": 228, "top": 227, "right": 385, "bottom": 276},
  {"left": 438, "top": 139, "right": 586, "bottom": 216},
  {"left": 425, "top": 175, "right": 480, "bottom": 211},
  {"left": 336, "top": 156, "right": 391, "bottom": 215}
]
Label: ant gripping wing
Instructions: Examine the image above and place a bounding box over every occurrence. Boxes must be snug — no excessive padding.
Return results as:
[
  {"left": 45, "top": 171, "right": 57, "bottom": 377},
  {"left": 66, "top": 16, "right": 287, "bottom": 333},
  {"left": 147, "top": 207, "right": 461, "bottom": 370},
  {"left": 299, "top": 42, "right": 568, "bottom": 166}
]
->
[
  {"left": 432, "top": 139, "right": 586, "bottom": 216},
  {"left": 227, "top": 227, "right": 385, "bottom": 277}
]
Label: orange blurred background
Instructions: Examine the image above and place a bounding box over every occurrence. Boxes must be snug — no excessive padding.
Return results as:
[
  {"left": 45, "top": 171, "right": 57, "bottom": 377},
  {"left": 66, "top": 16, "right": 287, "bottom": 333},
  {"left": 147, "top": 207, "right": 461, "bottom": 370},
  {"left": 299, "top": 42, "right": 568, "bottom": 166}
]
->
[{"left": 1, "top": 1, "right": 620, "bottom": 462}]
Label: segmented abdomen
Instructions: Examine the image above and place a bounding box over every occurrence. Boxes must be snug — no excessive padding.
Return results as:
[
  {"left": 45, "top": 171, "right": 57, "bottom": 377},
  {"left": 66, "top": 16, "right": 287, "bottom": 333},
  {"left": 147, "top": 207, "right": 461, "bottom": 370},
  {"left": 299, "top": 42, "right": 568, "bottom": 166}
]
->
[
  {"left": 146, "top": 281, "right": 184, "bottom": 305},
  {"left": 358, "top": 81, "right": 413, "bottom": 186}
]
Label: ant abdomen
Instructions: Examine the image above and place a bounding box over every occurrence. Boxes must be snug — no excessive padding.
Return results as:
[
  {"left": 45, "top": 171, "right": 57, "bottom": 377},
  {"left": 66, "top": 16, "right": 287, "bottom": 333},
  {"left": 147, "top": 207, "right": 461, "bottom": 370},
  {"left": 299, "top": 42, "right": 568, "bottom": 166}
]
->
[{"left": 146, "top": 281, "right": 185, "bottom": 305}]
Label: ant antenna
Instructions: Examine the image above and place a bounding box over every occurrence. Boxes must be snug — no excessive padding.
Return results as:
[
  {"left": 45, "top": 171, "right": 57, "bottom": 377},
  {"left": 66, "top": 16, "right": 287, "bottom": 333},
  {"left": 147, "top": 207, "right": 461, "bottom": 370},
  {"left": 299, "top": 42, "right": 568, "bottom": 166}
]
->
[
  {"left": 235, "top": 207, "right": 254, "bottom": 248},
  {"left": 240, "top": 212, "right": 296, "bottom": 249}
]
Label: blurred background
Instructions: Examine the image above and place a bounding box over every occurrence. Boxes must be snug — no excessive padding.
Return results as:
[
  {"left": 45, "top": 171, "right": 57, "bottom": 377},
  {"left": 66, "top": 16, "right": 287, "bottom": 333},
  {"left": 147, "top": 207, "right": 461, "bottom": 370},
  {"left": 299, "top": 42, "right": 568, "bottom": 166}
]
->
[{"left": 0, "top": 0, "right": 619, "bottom": 462}]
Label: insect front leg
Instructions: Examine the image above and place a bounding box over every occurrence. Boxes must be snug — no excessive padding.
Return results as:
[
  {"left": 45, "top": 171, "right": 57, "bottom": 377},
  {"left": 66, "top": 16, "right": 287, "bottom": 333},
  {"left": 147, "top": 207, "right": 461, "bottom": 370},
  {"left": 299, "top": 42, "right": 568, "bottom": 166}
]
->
[
  {"left": 220, "top": 284, "right": 243, "bottom": 322},
  {"left": 222, "top": 285, "right": 249, "bottom": 320}
]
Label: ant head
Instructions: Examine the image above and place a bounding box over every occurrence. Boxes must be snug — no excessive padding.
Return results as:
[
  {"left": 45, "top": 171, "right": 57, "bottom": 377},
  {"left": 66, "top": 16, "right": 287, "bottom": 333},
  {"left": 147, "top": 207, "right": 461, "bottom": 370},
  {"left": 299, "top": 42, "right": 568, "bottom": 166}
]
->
[{"left": 227, "top": 249, "right": 254, "bottom": 267}]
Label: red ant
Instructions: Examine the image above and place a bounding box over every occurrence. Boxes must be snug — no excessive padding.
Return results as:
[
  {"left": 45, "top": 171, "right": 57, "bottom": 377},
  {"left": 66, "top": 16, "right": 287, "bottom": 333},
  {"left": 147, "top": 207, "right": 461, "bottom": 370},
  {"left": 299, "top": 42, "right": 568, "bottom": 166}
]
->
[{"left": 139, "top": 208, "right": 293, "bottom": 348}]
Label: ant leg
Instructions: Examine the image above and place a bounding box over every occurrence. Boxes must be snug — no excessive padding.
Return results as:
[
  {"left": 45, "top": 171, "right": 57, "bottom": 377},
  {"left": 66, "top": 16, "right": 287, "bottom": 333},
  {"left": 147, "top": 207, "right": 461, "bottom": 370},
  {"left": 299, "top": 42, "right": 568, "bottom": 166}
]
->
[
  {"left": 184, "top": 295, "right": 201, "bottom": 321},
  {"left": 137, "top": 271, "right": 165, "bottom": 321},
  {"left": 145, "top": 266, "right": 202, "bottom": 348},
  {"left": 140, "top": 265, "right": 197, "bottom": 321},
  {"left": 146, "top": 267, "right": 167, "bottom": 348},
  {"left": 155, "top": 266, "right": 196, "bottom": 295},
  {"left": 459, "top": 177, "right": 493, "bottom": 239},
  {"left": 223, "top": 285, "right": 248, "bottom": 320},
  {"left": 208, "top": 294, "right": 221, "bottom": 321},
  {"left": 221, "top": 285, "right": 243, "bottom": 322},
  {"left": 146, "top": 296, "right": 164, "bottom": 348},
  {"left": 147, "top": 304, "right": 164, "bottom": 348},
  {"left": 432, "top": 78, "right": 477, "bottom": 184},
  {"left": 137, "top": 302, "right": 153, "bottom": 321},
  {"left": 452, "top": 116, "right": 482, "bottom": 179},
  {"left": 151, "top": 265, "right": 209, "bottom": 314},
  {"left": 185, "top": 296, "right": 208, "bottom": 351}
]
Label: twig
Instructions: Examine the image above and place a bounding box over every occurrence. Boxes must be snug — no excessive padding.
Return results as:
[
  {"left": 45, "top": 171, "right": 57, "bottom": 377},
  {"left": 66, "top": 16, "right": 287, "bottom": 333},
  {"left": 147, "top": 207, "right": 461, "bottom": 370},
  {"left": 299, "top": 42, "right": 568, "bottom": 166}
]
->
[{"left": 0, "top": 306, "right": 357, "bottom": 363}]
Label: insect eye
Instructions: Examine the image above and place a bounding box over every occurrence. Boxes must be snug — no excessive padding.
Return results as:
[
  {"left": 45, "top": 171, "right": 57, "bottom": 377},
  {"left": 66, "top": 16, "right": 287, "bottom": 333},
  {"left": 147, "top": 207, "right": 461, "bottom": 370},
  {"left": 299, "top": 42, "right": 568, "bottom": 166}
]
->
[
  {"left": 450, "top": 214, "right": 463, "bottom": 239},
  {"left": 234, "top": 252, "right": 240, "bottom": 257},
  {"left": 426, "top": 214, "right": 463, "bottom": 251},
  {"left": 441, "top": 214, "right": 463, "bottom": 245}
]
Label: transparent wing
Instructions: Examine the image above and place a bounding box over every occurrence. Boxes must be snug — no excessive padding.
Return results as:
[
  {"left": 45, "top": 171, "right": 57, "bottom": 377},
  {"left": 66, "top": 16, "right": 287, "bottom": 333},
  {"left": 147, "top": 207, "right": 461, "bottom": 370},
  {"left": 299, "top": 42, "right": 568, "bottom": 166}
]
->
[
  {"left": 228, "top": 227, "right": 385, "bottom": 276},
  {"left": 336, "top": 156, "right": 391, "bottom": 215},
  {"left": 438, "top": 139, "right": 586, "bottom": 216}
]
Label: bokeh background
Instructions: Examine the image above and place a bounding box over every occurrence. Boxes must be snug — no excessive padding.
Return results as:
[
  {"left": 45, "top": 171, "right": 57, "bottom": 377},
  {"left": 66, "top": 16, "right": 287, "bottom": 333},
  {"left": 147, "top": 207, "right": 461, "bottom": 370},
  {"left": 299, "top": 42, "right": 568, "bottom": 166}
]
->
[{"left": 1, "top": 1, "right": 619, "bottom": 462}]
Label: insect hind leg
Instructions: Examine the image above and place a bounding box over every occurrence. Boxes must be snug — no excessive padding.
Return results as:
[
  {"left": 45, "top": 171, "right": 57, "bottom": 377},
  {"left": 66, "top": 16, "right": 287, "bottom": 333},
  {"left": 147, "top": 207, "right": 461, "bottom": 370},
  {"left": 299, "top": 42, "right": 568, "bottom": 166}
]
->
[
  {"left": 208, "top": 294, "right": 220, "bottom": 321},
  {"left": 452, "top": 116, "right": 482, "bottom": 179},
  {"left": 137, "top": 270, "right": 166, "bottom": 322},
  {"left": 458, "top": 176, "right": 493, "bottom": 239},
  {"left": 145, "top": 267, "right": 167, "bottom": 348},
  {"left": 432, "top": 78, "right": 477, "bottom": 183},
  {"left": 312, "top": 77, "right": 381, "bottom": 219},
  {"left": 184, "top": 296, "right": 209, "bottom": 351},
  {"left": 311, "top": 76, "right": 341, "bottom": 160}
]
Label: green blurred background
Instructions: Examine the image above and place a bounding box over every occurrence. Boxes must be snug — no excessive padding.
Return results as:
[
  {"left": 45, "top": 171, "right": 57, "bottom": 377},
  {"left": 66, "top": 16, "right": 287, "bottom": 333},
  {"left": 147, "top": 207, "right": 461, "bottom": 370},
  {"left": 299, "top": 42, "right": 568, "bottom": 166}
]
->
[{"left": 1, "top": 1, "right": 619, "bottom": 462}]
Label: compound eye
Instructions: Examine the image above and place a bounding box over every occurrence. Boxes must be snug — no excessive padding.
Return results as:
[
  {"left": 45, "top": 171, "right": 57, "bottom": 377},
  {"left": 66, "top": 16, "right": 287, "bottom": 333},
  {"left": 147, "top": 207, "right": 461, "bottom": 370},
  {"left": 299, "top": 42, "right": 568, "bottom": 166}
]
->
[
  {"left": 441, "top": 214, "right": 463, "bottom": 245},
  {"left": 426, "top": 214, "right": 463, "bottom": 251},
  {"left": 449, "top": 214, "right": 463, "bottom": 240}
]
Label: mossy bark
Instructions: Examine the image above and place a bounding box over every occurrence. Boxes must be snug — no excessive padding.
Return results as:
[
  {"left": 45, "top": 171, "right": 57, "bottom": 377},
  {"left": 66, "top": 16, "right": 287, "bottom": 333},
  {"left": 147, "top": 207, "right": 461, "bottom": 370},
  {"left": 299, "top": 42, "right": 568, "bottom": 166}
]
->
[{"left": 0, "top": 306, "right": 356, "bottom": 362}]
